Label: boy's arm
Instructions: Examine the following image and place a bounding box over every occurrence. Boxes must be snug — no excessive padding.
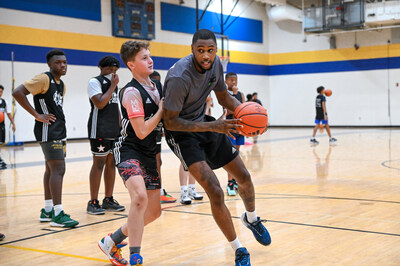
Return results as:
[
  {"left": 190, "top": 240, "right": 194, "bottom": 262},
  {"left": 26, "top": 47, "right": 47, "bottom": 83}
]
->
[
  {"left": 90, "top": 74, "right": 119, "bottom": 109},
  {"left": 6, "top": 113, "right": 15, "bottom": 132},
  {"left": 12, "top": 85, "right": 55, "bottom": 124},
  {"left": 123, "top": 88, "right": 163, "bottom": 140},
  {"left": 214, "top": 89, "right": 241, "bottom": 113},
  {"left": 322, "top": 101, "right": 328, "bottom": 120}
]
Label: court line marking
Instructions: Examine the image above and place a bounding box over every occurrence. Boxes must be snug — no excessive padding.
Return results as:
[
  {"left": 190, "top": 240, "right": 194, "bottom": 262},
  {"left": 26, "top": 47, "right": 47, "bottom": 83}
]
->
[
  {"left": 163, "top": 209, "right": 400, "bottom": 237},
  {"left": 258, "top": 192, "right": 400, "bottom": 205},
  {"left": 2, "top": 128, "right": 383, "bottom": 170},
  {"left": 381, "top": 159, "right": 400, "bottom": 171},
  {"left": 0, "top": 245, "right": 109, "bottom": 262},
  {"left": 2, "top": 191, "right": 400, "bottom": 205},
  {"left": 0, "top": 215, "right": 126, "bottom": 246},
  {"left": 1, "top": 193, "right": 399, "bottom": 249}
]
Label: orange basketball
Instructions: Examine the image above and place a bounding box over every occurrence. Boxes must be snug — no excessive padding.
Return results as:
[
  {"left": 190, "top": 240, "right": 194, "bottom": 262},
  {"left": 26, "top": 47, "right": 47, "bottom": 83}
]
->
[
  {"left": 234, "top": 102, "right": 268, "bottom": 137},
  {"left": 324, "top": 89, "right": 332, "bottom": 97},
  {"left": 0, "top": 112, "right": 4, "bottom": 123}
]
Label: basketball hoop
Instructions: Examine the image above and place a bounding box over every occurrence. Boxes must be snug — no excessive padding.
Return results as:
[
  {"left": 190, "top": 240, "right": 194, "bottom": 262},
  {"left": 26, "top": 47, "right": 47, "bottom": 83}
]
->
[{"left": 220, "top": 56, "right": 230, "bottom": 72}]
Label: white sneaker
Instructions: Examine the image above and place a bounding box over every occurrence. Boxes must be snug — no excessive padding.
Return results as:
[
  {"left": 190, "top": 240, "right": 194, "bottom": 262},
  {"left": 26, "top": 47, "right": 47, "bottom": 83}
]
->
[
  {"left": 180, "top": 190, "right": 192, "bottom": 205},
  {"left": 329, "top": 137, "right": 337, "bottom": 145},
  {"left": 188, "top": 187, "right": 203, "bottom": 200}
]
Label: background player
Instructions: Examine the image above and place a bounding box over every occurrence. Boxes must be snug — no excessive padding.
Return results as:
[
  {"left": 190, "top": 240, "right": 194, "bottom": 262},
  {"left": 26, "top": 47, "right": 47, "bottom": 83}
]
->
[
  {"left": 310, "top": 86, "right": 337, "bottom": 145},
  {"left": 179, "top": 163, "right": 203, "bottom": 205},
  {"left": 87, "top": 56, "right": 125, "bottom": 215},
  {"left": 0, "top": 85, "right": 16, "bottom": 169},
  {"left": 224, "top": 72, "right": 245, "bottom": 196},
  {"left": 13, "top": 49, "right": 78, "bottom": 228},
  {"left": 149, "top": 70, "right": 176, "bottom": 204}
]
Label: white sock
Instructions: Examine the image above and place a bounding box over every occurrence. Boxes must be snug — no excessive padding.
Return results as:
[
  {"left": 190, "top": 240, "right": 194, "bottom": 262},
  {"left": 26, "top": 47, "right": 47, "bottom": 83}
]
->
[
  {"left": 160, "top": 188, "right": 164, "bottom": 196},
  {"left": 188, "top": 184, "right": 195, "bottom": 190},
  {"left": 44, "top": 199, "right": 53, "bottom": 212},
  {"left": 246, "top": 210, "right": 258, "bottom": 223},
  {"left": 181, "top": 186, "right": 187, "bottom": 193},
  {"left": 229, "top": 237, "right": 243, "bottom": 251},
  {"left": 54, "top": 204, "right": 63, "bottom": 216}
]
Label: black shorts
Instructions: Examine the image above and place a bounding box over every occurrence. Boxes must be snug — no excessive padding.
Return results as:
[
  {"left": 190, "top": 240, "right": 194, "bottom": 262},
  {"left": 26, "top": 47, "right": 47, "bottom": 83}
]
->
[
  {"left": 40, "top": 140, "right": 66, "bottom": 160},
  {"left": 155, "top": 131, "right": 162, "bottom": 154},
  {"left": 165, "top": 115, "right": 239, "bottom": 170},
  {"left": 0, "top": 123, "right": 5, "bottom": 144},
  {"left": 117, "top": 159, "right": 161, "bottom": 190},
  {"left": 90, "top": 138, "right": 114, "bottom": 156}
]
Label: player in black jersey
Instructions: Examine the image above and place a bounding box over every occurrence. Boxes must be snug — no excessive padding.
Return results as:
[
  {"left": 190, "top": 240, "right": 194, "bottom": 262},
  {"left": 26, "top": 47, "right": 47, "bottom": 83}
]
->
[
  {"left": 148, "top": 70, "right": 177, "bottom": 204},
  {"left": 163, "top": 29, "right": 271, "bottom": 266},
  {"left": 225, "top": 72, "right": 245, "bottom": 196},
  {"left": 310, "top": 86, "right": 337, "bottom": 145},
  {"left": 0, "top": 85, "right": 16, "bottom": 169},
  {"left": 87, "top": 56, "right": 125, "bottom": 215},
  {"left": 98, "top": 41, "right": 163, "bottom": 266},
  {"left": 13, "top": 49, "right": 78, "bottom": 228}
]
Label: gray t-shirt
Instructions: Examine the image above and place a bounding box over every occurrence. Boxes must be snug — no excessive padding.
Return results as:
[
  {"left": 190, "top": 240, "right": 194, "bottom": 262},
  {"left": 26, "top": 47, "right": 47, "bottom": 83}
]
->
[{"left": 164, "top": 54, "right": 226, "bottom": 121}]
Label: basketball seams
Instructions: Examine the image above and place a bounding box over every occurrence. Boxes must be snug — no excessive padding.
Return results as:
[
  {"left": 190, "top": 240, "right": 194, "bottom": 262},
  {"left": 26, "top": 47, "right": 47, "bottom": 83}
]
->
[
  {"left": 233, "top": 102, "right": 268, "bottom": 136},
  {"left": 234, "top": 102, "right": 258, "bottom": 118}
]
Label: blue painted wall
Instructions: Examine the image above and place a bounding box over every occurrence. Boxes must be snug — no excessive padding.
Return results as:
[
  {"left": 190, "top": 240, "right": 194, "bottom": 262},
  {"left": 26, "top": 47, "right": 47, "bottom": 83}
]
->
[
  {"left": 0, "top": 0, "right": 102, "bottom": 21},
  {"left": 161, "top": 2, "right": 263, "bottom": 43}
]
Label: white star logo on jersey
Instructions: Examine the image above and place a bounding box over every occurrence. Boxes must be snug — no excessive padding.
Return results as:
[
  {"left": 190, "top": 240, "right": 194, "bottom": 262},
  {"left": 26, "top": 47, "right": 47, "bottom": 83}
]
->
[
  {"left": 145, "top": 98, "right": 152, "bottom": 104},
  {"left": 131, "top": 99, "right": 140, "bottom": 112},
  {"left": 51, "top": 80, "right": 55, "bottom": 84},
  {"left": 232, "top": 147, "right": 237, "bottom": 154},
  {"left": 97, "top": 145, "right": 105, "bottom": 152},
  {"left": 103, "top": 80, "right": 107, "bottom": 84}
]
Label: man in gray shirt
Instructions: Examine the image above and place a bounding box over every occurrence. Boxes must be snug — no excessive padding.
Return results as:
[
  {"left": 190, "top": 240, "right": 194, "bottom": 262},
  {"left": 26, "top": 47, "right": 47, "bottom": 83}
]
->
[{"left": 163, "top": 29, "right": 271, "bottom": 266}]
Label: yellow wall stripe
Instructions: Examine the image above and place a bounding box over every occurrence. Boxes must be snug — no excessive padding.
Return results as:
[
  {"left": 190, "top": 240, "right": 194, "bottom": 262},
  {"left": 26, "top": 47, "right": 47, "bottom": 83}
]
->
[{"left": 2, "top": 24, "right": 400, "bottom": 66}]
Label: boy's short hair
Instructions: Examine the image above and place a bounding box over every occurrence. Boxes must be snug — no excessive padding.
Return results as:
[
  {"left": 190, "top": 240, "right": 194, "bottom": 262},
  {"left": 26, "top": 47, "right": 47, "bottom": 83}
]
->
[
  {"left": 149, "top": 71, "right": 160, "bottom": 79},
  {"left": 0, "top": 85, "right": 3, "bottom": 91},
  {"left": 246, "top": 94, "right": 253, "bottom": 101},
  {"left": 98, "top": 56, "right": 120, "bottom": 68},
  {"left": 120, "top": 40, "right": 150, "bottom": 67},
  {"left": 46, "top": 49, "right": 65, "bottom": 63},
  {"left": 317, "top": 86, "right": 325, "bottom": 93},
  {"left": 252, "top": 92, "right": 258, "bottom": 96},
  {"left": 192, "top": 29, "right": 216, "bottom": 45},
  {"left": 225, "top": 72, "right": 237, "bottom": 80}
]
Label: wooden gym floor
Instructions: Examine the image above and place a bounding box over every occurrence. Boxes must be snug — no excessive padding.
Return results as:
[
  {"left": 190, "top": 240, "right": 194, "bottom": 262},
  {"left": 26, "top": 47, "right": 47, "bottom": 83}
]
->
[{"left": 0, "top": 127, "right": 400, "bottom": 265}]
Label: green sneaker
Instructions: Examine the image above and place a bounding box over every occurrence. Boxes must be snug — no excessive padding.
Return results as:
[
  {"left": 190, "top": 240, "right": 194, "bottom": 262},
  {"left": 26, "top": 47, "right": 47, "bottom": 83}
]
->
[
  {"left": 39, "top": 208, "right": 53, "bottom": 222},
  {"left": 50, "top": 210, "right": 79, "bottom": 228}
]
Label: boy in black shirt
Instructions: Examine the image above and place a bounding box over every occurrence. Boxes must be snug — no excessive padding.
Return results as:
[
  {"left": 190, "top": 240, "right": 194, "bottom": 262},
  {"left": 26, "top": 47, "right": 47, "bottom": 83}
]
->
[
  {"left": 310, "top": 86, "right": 337, "bottom": 145},
  {"left": 13, "top": 49, "right": 78, "bottom": 228}
]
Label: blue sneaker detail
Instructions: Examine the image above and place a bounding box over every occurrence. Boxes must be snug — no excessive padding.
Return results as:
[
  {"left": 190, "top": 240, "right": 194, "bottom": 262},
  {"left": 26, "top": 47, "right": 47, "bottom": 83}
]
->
[
  {"left": 235, "top": 247, "right": 250, "bottom": 266},
  {"left": 241, "top": 212, "right": 271, "bottom": 246},
  {"left": 130, "top": 253, "right": 143, "bottom": 265}
]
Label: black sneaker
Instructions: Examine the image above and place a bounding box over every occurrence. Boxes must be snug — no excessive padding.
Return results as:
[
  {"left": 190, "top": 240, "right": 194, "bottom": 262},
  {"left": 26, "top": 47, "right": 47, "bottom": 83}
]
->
[
  {"left": 235, "top": 247, "right": 250, "bottom": 266},
  {"left": 87, "top": 199, "right": 105, "bottom": 215},
  {"left": 310, "top": 138, "right": 319, "bottom": 145},
  {"left": 102, "top": 196, "right": 125, "bottom": 212},
  {"left": 0, "top": 160, "right": 7, "bottom": 167}
]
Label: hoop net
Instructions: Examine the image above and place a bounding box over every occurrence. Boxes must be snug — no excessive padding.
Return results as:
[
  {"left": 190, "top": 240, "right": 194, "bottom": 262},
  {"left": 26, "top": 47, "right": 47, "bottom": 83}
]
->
[{"left": 220, "top": 56, "right": 230, "bottom": 72}]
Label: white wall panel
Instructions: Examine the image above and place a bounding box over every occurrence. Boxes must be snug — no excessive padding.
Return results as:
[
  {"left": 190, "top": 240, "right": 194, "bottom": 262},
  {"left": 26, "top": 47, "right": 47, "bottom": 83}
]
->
[{"left": 269, "top": 70, "right": 391, "bottom": 126}]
